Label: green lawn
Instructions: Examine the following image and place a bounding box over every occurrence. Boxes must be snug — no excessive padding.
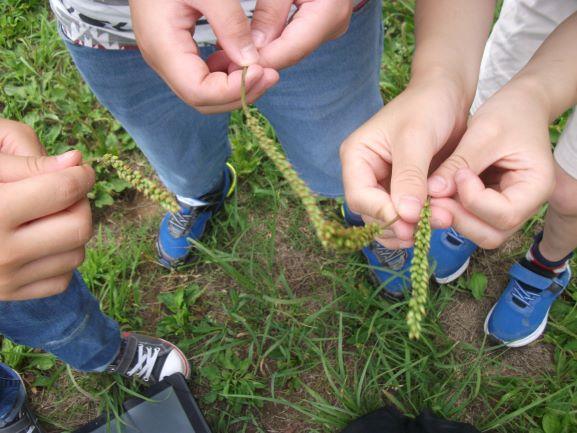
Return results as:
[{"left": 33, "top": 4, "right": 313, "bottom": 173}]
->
[{"left": 1, "top": 1, "right": 576, "bottom": 432}]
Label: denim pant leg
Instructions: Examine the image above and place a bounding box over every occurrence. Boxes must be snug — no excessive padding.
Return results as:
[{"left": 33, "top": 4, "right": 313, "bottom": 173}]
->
[
  {"left": 0, "top": 271, "right": 120, "bottom": 372},
  {"left": 255, "top": 0, "right": 384, "bottom": 198},
  {"left": 0, "top": 363, "right": 25, "bottom": 426},
  {"left": 65, "top": 42, "right": 232, "bottom": 199}
]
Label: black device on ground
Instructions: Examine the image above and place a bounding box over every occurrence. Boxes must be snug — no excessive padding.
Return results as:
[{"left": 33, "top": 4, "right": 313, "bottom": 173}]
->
[
  {"left": 73, "top": 374, "right": 212, "bottom": 433},
  {"left": 340, "top": 406, "right": 481, "bottom": 433}
]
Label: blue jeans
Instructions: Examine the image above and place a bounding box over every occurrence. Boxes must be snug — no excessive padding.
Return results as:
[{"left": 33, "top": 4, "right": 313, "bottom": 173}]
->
[
  {"left": 64, "top": 0, "right": 384, "bottom": 199},
  {"left": 0, "top": 363, "right": 25, "bottom": 426},
  {"left": 0, "top": 272, "right": 120, "bottom": 373}
]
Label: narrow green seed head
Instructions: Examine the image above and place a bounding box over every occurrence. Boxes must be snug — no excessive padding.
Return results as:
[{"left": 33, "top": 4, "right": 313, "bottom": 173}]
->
[{"left": 406, "top": 200, "right": 432, "bottom": 340}]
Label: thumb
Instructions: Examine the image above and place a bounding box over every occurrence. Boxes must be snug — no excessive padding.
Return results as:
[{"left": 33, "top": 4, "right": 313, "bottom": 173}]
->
[
  {"left": 0, "top": 150, "right": 82, "bottom": 182},
  {"left": 428, "top": 128, "right": 490, "bottom": 198},
  {"left": 202, "top": 0, "right": 260, "bottom": 66},
  {"left": 251, "top": 0, "right": 293, "bottom": 48},
  {"left": 390, "top": 141, "right": 434, "bottom": 224}
]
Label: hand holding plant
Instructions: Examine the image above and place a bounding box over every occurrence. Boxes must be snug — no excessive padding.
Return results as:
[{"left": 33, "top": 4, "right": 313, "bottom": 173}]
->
[
  {"left": 429, "top": 78, "right": 556, "bottom": 249},
  {"left": 340, "top": 78, "right": 463, "bottom": 248},
  {"left": 0, "top": 120, "right": 94, "bottom": 300}
]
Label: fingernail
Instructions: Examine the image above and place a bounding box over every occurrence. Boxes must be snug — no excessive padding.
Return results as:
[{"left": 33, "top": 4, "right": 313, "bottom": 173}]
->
[
  {"left": 251, "top": 30, "right": 266, "bottom": 49},
  {"left": 240, "top": 44, "right": 259, "bottom": 66},
  {"left": 428, "top": 176, "right": 447, "bottom": 194},
  {"left": 431, "top": 218, "right": 443, "bottom": 228},
  {"left": 56, "top": 150, "right": 76, "bottom": 163},
  {"left": 398, "top": 196, "right": 422, "bottom": 219}
]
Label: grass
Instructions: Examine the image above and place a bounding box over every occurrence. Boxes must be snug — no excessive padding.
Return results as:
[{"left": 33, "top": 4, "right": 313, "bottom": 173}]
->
[{"left": 1, "top": 1, "right": 577, "bottom": 432}]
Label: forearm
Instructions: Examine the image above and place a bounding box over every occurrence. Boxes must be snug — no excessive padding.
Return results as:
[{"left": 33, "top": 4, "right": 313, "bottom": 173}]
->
[
  {"left": 514, "top": 12, "right": 577, "bottom": 122},
  {"left": 411, "top": 0, "right": 495, "bottom": 109}
]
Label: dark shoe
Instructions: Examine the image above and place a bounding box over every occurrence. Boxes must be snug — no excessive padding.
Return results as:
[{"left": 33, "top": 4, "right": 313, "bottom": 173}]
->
[
  {"left": 108, "top": 332, "right": 191, "bottom": 384},
  {"left": 0, "top": 405, "right": 45, "bottom": 433},
  {"left": 0, "top": 368, "right": 44, "bottom": 433}
]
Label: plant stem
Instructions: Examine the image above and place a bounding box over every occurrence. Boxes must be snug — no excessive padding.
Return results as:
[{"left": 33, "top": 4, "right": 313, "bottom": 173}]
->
[{"left": 240, "top": 66, "right": 398, "bottom": 252}]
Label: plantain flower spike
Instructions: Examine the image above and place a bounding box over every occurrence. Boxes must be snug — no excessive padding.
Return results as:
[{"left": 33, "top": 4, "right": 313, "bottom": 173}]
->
[
  {"left": 407, "top": 199, "right": 432, "bottom": 340},
  {"left": 99, "top": 154, "right": 180, "bottom": 214},
  {"left": 240, "top": 67, "right": 395, "bottom": 253}
]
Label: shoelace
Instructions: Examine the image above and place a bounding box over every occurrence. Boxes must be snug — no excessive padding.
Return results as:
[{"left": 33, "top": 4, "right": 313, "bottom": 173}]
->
[
  {"left": 511, "top": 282, "right": 541, "bottom": 308},
  {"left": 168, "top": 207, "right": 199, "bottom": 237},
  {"left": 126, "top": 344, "right": 160, "bottom": 382},
  {"left": 372, "top": 242, "right": 407, "bottom": 271}
]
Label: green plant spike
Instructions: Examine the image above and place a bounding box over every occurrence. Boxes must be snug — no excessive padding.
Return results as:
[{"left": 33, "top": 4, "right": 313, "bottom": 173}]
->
[
  {"left": 407, "top": 199, "right": 432, "bottom": 340},
  {"left": 92, "top": 69, "right": 399, "bottom": 252},
  {"left": 240, "top": 67, "right": 397, "bottom": 252},
  {"left": 98, "top": 154, "right": 180, "bottom": 214}
]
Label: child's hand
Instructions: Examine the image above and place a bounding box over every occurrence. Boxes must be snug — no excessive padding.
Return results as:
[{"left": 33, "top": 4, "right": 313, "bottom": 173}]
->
[
  {"left": 0, "top": 119, "right": 49, "bottom": 157},
  {"left": 207, "top": 0, "right": 352, "bottom": 72},
  {"left": 341, "top": 78, "right": 465, "bottom": 248},
  {"left": 250, "top": 0, "right": 353, "bottom": 70},
  {"left": 429, "top": 78, "right": 556, "bottom": 249},
  {"left": 129, "top": 0, "right": 280, "bottom": 114},
  {"left": 0, "top": 121, "right": 95, "bottom": 300}
]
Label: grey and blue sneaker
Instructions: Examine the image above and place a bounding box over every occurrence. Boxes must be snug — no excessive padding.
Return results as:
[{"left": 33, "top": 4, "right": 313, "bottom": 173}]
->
[
  {"left": 362, "top": 242, "right": 413, "bottom": 297},
  {"left": 484, "top": 263, "right": 572, "bottom": 347},
  {"left": 157, "top": 163, "right": 237, "bottom": 269},
  {"left": 0, "top": 367, "right": 44, "bottom": 433},
  {"left": 343, "top": 204, "right": 411, "bottom": 297},
  {"left": 344, "top": 203, "right": 477, "bottom": 295}
]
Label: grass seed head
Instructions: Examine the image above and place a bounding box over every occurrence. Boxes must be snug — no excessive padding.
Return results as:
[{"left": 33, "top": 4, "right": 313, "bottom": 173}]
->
[
  {"left": 407, "top": 200, "right": 432, "bottom": 340},
  {"left": 240, "top": 67, "right": 396, "bottom": 253},
  {"left": 99, "top": 154, "right": 180, "bottom": 214}
]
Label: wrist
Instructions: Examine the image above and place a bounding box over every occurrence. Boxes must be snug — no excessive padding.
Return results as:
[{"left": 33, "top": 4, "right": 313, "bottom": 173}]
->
[
  {"left": 505, "top": 73, "right": 553, "bottom": 121},
  {"left": 408, "top": 69, "right": 470, "bottom": 117},
  {"left": 410, "top": 41, "right": 480, "bottom": 109}
]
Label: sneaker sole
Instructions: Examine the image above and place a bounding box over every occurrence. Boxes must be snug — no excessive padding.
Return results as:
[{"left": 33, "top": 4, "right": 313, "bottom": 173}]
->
[
  {"left": 483, "top": 304, "right": 549, "bottom": 348},
  {"left": 434, "top": 258, "right": 471, "bottom": 285},
  {"left": 156, "top": 239, "right": 191, "bottom": 270}
]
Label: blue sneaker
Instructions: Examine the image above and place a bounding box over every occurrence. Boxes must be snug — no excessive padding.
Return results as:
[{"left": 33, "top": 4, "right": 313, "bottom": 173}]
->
[
  {"left": 484, "top": 262, "right": 572, "bottom": 347},
  {"left": 156, "top": 163, "right": 237, "bottom": 269},
  {"left": 343, "top": 204, "right": 411, "bottom": 297},
  {"left": 430, "top": 228, "right": 478, "bottom": 284},
  {"left": 343, "top": 205, "right": 477, "bottom": 294}
]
